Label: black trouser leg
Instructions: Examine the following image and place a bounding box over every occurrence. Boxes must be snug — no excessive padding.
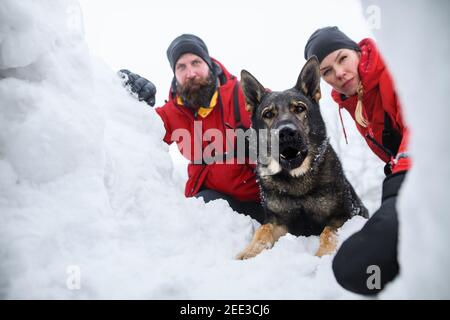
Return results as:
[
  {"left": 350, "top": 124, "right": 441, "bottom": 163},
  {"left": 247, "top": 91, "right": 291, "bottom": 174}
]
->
[
  {"left": 332, "top": 172, "right": 406, "bottom": 295},
  {"left": 195, "top": 189, "right": 265, "bottom": 224}
]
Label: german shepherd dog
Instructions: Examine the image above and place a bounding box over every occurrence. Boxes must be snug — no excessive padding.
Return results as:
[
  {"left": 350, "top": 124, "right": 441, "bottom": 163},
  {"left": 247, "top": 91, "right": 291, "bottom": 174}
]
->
[{"left": 236, "top": 57, "right": 368, "bottom": 259}]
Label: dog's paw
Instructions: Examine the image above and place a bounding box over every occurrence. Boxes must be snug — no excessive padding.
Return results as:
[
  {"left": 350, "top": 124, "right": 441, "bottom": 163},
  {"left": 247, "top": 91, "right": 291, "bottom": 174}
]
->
[
  {"left": 235, "top": 240, "right": 272, "bottom": 260},
  {"left": 315, "top": 244, "right": 336, "bottom": 257},
  {"left": 315, "top": 226, "right": 337, "bottom": 257},
  {"left": 235, "top": 224, "right": 275, "bottom": 260},
  {"left": 235, "top": 223, "right": 287, "bottom": 260}
]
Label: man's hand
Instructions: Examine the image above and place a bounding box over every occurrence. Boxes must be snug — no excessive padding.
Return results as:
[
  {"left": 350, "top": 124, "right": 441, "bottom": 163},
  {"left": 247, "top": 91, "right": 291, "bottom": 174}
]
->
[{"left": 118, "top": 69, "right": 156, "bottom": 107}]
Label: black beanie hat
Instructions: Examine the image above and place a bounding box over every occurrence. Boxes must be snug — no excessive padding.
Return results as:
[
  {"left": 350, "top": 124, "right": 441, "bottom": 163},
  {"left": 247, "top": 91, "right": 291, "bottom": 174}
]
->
[
  {"left": 167, "top": 34, "right": 212, "bottom": 72},
  {"left": 304, "top": 26, "right": 360, "bottom": 63}
]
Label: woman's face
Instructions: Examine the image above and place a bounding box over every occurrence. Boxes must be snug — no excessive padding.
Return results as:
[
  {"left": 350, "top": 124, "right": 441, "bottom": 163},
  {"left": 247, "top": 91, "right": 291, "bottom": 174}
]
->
[{"left": 319, "top": 48, "right": 361, "bottom": 96}]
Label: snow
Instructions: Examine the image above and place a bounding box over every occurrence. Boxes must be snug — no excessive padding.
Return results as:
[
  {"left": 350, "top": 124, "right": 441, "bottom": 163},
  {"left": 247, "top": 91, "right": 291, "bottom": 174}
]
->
[
  {"left": 0, "top": 0, "right": 447, "bottom": 299},
  {"left": 362, "top": 0, "right": 450, "bottom": 299}
]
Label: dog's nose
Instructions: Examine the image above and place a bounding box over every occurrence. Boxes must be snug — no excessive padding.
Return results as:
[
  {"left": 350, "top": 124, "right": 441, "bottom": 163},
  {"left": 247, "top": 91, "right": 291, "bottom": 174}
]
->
[{"left": 279, "top": 126, "right": 297, "bottom": 142}]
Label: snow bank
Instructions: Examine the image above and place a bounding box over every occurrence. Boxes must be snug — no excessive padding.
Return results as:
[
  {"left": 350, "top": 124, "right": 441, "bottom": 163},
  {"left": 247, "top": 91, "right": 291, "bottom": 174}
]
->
[
  {"left": 361, "top": 0, "right": 450, "bottom": 299},
  {"left": 0, "top": 0, "right": 366, "bottom": 299}
]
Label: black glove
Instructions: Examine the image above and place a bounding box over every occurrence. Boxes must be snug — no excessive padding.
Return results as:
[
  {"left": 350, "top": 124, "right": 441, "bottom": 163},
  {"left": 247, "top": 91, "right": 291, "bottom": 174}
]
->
[
  {"left": 332, "top": 170, "right": 407, "bottom": 295},
  {"left": 118, "top": 69, "right": 156, "bottom": 107}
]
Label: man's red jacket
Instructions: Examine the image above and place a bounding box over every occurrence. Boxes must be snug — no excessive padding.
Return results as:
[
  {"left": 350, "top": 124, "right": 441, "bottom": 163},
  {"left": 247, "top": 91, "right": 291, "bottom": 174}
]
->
[{"left": 156, "top": 59, "right": 260, "bottom": 201}]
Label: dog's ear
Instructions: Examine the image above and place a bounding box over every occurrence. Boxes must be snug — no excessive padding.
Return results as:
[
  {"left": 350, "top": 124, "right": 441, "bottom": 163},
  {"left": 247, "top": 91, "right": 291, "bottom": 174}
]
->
[
  {"left": 240, "top": 70, "right": 266, "bottom": 114},
  {"left": 295, "top": 56, "right": 321, "bottom": 103}
]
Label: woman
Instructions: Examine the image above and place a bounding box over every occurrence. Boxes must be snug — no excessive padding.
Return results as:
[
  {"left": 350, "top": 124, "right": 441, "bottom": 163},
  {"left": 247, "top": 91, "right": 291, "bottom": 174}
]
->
[{"left": 304, "top": 26, "right": 411, "bottom": 295}]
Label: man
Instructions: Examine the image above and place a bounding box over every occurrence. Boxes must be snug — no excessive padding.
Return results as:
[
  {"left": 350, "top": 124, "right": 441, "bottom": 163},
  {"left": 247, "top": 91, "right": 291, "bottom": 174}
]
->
[{"left": 120, "top": 34, "right": 264, "bottom": 222}]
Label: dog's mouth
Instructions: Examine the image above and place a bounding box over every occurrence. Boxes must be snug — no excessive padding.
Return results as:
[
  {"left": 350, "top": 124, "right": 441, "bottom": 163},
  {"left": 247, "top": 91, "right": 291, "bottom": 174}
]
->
[{"left": 279, "top": 145, "right": 308, "bottom": 170}]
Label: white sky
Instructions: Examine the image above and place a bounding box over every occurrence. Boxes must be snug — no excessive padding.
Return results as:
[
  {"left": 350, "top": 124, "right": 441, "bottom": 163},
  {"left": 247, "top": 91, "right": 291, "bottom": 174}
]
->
[{"left": 79, "top": 0, "right": 372, "bottom": 106}]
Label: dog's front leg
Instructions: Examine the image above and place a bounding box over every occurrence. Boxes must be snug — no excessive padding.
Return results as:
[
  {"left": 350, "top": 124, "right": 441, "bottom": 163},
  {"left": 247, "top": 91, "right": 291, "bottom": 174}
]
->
[
  {"left": 316, "top": 226, "right": 338, "bottom": 257},
  {"left": 236, "top": 224, "right": 288, "bottom": 260}
]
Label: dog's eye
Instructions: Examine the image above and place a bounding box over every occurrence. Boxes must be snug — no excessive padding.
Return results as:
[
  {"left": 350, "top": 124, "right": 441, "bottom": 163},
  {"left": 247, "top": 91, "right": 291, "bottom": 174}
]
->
[
  {"left": 262, "top": 110, "right": 275, "bottom": 119},
  {"left": 292, "top": 105, "right": 306, "bottom": 114}
]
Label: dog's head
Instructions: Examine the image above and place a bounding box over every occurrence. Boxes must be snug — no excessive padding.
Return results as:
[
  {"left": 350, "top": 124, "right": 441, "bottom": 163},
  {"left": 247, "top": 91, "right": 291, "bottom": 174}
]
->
[{"left": 241, "top": 56, "right": 327, "bottom": 177}]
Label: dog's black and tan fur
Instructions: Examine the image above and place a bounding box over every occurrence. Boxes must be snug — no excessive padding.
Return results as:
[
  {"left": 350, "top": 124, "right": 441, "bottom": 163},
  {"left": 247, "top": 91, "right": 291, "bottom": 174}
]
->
[{"left": 236, "top": 57, "right": 368, "bottom": 259}]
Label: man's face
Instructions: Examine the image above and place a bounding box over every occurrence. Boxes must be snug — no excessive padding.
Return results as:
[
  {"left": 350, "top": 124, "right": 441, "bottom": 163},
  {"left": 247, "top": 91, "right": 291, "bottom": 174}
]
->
[
  {"left": 175, "top": 53, "right": 210, "bottom": 86},
  {"left": 174, "top": 53, "right": 215, "bottom": 109}
]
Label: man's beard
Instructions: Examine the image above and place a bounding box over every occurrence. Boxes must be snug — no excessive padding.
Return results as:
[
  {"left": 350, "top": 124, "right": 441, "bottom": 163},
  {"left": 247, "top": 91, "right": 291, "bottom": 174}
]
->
[{"left": 176, "top": 72, "right": 217, "bottom": 110}]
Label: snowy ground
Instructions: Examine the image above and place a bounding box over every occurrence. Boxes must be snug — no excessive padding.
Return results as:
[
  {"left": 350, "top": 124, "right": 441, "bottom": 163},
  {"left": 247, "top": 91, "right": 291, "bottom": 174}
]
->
[{"left": 0, "top": 0, "right": 448, "bottom": 299}]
